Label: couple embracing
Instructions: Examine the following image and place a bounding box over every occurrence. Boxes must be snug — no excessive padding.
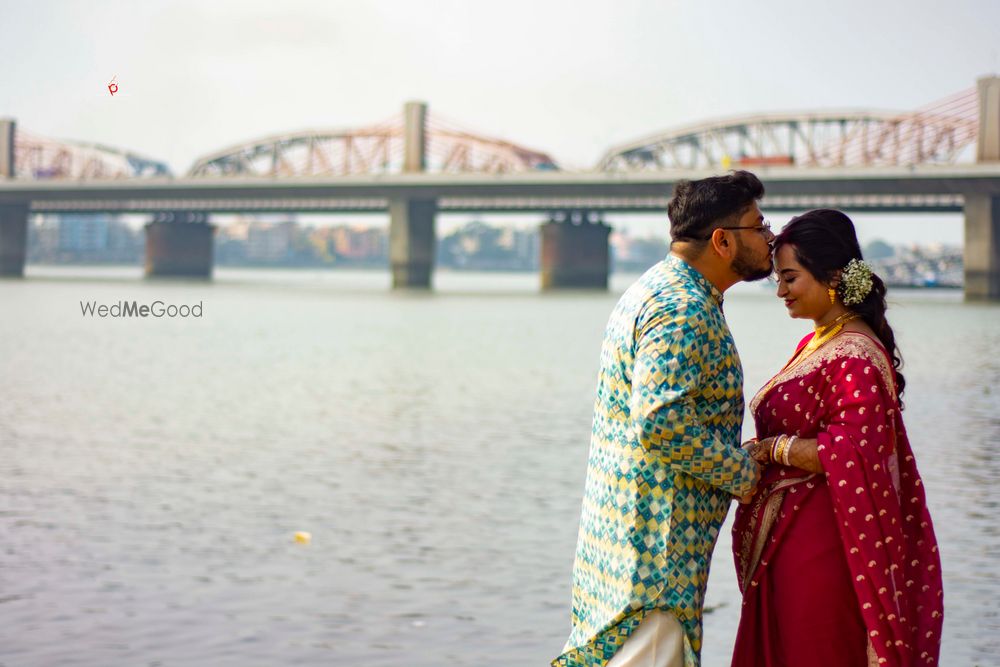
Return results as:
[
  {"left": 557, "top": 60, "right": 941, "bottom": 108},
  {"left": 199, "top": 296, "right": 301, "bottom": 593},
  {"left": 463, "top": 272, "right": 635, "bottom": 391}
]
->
[{"left": 553, "top": 172, "right": 943, "bottom": 667}]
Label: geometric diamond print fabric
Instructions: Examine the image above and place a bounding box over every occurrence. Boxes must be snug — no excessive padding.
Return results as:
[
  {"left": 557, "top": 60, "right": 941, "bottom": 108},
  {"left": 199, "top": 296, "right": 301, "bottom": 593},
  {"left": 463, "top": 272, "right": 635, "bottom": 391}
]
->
[{"left": 553, "top": 255, "right": 759, "bottom": 667}]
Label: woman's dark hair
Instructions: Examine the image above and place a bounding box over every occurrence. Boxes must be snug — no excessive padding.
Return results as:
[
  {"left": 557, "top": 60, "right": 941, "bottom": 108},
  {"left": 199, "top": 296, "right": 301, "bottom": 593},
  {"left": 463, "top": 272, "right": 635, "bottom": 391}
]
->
[
  {"left": 668, "top": 170, "right": 764, "bottom": 245},
  {"left": 774, "top": 209, "right": 906, "bottom": 403}
]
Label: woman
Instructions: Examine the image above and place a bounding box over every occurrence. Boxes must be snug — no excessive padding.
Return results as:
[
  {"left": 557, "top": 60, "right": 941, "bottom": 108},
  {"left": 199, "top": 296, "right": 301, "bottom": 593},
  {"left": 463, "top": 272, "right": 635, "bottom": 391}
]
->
[{"left": 730, "top": 210, "right": 943, "bottom": 667}]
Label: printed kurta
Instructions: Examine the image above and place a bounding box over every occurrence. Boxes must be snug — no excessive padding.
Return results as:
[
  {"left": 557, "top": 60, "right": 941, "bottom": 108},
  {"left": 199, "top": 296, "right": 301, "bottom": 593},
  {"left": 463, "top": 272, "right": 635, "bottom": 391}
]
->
[
  {"left": 732, "top": 331, "right": 943, "bottom": 667},
  {"left": 554, "top": 254, "right": 760, "bottom": 667}
]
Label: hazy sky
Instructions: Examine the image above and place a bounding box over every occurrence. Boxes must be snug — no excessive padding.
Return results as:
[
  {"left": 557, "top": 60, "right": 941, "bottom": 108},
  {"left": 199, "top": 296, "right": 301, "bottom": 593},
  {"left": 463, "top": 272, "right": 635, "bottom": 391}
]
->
[{"left": 2, "top": 0, "right": 996, "bottom": 244}]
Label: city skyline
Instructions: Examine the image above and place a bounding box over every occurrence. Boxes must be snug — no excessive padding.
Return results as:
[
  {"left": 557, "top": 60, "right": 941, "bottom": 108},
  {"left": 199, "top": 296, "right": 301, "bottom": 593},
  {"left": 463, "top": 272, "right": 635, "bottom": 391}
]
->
[
  {"left": 103, "top": 208, "right": 966, "bottom": 247},
  {"left": 29, "top": 213, "right": 960, "bottom": 277}
]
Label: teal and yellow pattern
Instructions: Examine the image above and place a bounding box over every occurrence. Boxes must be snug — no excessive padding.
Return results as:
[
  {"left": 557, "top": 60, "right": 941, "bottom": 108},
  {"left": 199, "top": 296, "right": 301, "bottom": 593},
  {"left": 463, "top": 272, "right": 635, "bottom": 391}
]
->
[{"left": 554, "top": 254, "right": 759, "bottom": 667}]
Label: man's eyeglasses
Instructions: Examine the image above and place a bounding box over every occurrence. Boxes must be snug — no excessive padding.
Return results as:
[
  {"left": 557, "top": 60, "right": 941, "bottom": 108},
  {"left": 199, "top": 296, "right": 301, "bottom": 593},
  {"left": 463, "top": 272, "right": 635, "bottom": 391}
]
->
[{"left": 699, "top": 221, "right": 773, "bottom": 240}]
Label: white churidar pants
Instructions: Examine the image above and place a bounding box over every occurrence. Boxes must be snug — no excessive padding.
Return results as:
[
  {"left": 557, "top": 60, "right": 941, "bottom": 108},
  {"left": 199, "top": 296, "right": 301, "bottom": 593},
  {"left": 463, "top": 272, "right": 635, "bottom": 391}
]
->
[{"left": 605, "top": 610, "right": 685, "bottom": 667}]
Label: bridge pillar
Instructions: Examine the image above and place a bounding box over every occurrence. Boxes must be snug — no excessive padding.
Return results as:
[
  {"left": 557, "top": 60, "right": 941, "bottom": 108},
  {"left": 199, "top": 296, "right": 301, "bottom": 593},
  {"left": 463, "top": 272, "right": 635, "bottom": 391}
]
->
[
  {"left": 0, "top": 203, "right": 28, "bottom": 277},
  {"left": 1, "top": 118, "right": 14, "bottom": 178},
  {"left": 0, "top": 119, "right": 29, "bottom": 277},
  {"left": 965, "top": 76, "right": 1000, "bottom": 300},
  {"left": 144, "top": 212, "right": 214, "bottom": 278},
  {"left": 389, "top": 198, "right": 436, "bottom": 288},
  {"left": 964, "top": 195, "right": 1000, "bottom": 300},
  {"left": 977, "top": 76, "right": 1000, "bottom": 161},
  {"left": 403, "top": 101, "right": 428, "bottom": 173},
  {"left": 540, "top": 211, "right": 611, "bottom": 290}
]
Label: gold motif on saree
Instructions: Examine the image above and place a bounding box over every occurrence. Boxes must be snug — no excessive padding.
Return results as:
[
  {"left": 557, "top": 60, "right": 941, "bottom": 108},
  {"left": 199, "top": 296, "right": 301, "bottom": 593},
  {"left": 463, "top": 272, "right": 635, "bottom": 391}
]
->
[{"left": 750, "top": 332, "right": 897, "bottom": 417}]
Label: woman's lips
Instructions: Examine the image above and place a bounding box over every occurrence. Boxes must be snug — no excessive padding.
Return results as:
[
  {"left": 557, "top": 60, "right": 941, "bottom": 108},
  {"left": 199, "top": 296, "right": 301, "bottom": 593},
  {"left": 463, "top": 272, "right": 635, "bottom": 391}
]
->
[{"left": 784, "top": 299, "right": 796, "bottom": 308}]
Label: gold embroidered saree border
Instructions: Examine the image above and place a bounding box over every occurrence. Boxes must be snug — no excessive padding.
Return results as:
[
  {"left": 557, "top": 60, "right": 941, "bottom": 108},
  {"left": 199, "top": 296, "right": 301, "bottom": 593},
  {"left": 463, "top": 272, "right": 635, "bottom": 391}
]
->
[
  {"left": 749, "top": 332, "right": 897, "bottom": 417},
  {"left": 737, "top": 475, "right": 817, "bottom": 590}
]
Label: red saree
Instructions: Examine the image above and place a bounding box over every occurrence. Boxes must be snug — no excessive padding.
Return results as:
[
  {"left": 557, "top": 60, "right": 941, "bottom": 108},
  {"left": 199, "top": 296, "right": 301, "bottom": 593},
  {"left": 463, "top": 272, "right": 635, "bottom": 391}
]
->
[{"left": 731, "top": 331, "right": 943, "bottom": 667}]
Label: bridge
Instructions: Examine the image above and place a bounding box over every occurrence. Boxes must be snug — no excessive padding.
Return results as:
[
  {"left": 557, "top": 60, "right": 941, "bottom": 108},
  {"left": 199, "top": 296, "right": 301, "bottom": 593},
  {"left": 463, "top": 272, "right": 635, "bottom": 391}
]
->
[
  {"left": 1, "top": 79, "right": 999, "bottom": 299},
  {"left": 598, "top": 86, "right": 980, "bottom": 171}
]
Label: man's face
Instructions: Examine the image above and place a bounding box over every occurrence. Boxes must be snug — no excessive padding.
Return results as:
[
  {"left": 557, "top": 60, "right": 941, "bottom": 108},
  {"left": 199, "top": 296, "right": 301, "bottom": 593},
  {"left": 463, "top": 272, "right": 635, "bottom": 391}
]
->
[{"left": 729, "top": 203, "right": 774, "bottom": 282}]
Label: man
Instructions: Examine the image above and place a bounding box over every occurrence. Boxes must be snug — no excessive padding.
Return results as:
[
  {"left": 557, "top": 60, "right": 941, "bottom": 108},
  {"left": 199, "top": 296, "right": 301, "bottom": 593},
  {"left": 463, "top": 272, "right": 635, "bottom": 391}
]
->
[{"left": 553, "top": 171, "right": 775, "bottom": 667}]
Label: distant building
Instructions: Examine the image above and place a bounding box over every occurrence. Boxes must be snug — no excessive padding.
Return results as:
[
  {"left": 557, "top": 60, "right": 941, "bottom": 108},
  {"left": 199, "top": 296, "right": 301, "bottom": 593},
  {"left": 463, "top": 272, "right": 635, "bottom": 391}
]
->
[
  {"left": 215, "top": 220, "right": 250, "bottom": 264},
  {"left": 510, "top": 226, "right": 540, "bottom": 270},
  {"left": 246, "top": 220, "right": 295, "bottom": 262},
  {"left": 331, "top": 225, "right": 387, "bottom": 262},
  {"left": 610, "top": 230, "right": 669, "bottom": 273},
  {"left": 28, "top": 214, "right": 142, "bottom": 263},
  {"left": 214, "top": 218, "right": 387, "bottom": 267},
  {"left": 31, "top": 217, "right": 60, "bottom": 258},
  {"left": 439, "top": 221, "right": 539, "bottom": 271},
  {"left": 59, "top": 214, "right": 109, "bottom": 251},
  {"left": 868, "top": 242, "right": 963, "bottom": 288}
]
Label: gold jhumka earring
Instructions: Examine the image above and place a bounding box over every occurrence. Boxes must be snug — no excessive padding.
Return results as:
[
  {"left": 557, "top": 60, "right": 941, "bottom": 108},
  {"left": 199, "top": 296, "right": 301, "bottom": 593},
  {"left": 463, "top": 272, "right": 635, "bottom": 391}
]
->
[{"left": 828, "top": 287, "right": 837, "bottom": 304}]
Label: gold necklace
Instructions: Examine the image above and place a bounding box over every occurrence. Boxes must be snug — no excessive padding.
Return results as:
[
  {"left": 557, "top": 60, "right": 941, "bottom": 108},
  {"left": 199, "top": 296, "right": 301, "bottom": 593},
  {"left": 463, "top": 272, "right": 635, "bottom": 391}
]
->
[
  {"left": 801, "top": 312, "right": 859, "bottom": 355},
  {"left": 754, "top": 312, "right": 861, "bottom": 409}
]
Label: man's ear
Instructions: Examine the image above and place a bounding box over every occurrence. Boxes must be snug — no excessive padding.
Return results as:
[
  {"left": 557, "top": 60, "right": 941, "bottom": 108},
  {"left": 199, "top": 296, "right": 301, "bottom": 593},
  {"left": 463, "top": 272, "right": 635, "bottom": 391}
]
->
[{"left": 709, "top": 228, "right": 733, "bottom": 258}]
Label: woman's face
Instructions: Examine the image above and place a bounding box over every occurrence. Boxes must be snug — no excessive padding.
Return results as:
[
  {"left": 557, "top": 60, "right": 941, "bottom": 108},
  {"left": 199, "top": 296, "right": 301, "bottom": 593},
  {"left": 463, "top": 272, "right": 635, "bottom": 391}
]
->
[{"left": 773, "top": 244, "right": 834, "bottom": 321}]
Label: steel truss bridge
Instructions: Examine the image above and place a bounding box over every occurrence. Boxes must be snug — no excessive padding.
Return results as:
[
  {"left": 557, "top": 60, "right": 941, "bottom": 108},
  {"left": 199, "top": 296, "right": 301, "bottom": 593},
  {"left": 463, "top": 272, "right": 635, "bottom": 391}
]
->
[
  {"left": 4, "top": 86, "right": 983, "bottom": 186},
  {"left": 598, "top": 89, "right": 979, "bottom": 172},
  {"left": 186, "top": 111, "right": 557, "bottom": 178},
  {"left": 10, "top": 128, "right": 171, "bottom": 180}
]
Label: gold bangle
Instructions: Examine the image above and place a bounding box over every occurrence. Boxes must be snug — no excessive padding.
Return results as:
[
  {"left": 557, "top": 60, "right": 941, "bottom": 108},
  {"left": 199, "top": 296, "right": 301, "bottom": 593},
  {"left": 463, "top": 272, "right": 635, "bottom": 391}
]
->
[{"left": 770, "top": 435, "right": 785, "bottom": 464}]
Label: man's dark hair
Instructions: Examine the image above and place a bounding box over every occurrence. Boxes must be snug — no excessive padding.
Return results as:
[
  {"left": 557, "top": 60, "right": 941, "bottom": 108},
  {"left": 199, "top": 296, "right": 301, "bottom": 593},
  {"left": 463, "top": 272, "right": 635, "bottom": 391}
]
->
[{"left": 667, "top": 170, "right": 764, "bottom": 246}]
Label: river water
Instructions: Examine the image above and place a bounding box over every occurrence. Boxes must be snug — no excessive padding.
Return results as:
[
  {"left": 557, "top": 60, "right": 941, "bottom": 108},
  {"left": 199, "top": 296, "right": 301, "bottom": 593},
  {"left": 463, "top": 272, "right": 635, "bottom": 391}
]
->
[{"left": 1, "top": 266, "right": 998, "bottom": 666}]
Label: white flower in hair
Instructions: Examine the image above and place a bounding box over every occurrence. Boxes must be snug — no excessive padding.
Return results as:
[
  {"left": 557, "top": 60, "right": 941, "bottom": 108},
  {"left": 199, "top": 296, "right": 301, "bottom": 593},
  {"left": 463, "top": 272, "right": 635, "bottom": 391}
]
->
[{"left": 839, "top": 258, "right": 874, "bottom": 305}]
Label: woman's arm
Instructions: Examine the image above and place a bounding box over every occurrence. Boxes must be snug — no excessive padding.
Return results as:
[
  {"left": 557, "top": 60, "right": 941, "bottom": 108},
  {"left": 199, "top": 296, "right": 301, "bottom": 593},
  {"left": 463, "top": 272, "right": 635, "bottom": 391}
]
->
[{"left": 744, "top": 435, "right": 824, "bottom": 474}]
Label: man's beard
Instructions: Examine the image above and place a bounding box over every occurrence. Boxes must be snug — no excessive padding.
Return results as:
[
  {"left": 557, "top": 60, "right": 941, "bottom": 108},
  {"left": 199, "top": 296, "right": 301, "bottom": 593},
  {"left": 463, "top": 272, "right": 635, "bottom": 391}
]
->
[{"left": 731, "top": 236, "right": 773, "bottom": 282}]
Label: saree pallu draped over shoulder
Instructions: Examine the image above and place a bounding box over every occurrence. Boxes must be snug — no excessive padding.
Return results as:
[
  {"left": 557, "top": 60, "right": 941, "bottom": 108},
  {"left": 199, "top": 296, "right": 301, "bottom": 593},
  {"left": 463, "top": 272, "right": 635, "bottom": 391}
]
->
[{"left": 731, "top": 332, "right": 943, "bottom": 667}]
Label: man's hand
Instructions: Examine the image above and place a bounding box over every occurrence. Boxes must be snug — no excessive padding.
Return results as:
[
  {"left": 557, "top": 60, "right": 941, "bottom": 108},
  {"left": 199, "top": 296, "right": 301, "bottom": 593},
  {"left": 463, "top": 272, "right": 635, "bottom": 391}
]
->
[{"left": 735, "top": 458, "right": 761, "bottom": 504}]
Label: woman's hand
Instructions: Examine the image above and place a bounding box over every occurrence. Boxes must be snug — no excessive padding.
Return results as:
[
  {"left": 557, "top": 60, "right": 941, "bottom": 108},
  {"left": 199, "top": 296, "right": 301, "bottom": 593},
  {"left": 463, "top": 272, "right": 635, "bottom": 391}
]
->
[{"left": 742, "top": 437, "right": 772, "bottom": 464}]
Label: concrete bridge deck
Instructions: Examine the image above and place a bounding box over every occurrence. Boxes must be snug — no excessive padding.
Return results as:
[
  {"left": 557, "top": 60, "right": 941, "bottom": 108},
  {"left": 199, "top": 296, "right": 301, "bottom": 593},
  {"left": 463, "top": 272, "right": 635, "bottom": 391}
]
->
[{"left": 1, "top": 165, "right": 1000, "bottom": 214}]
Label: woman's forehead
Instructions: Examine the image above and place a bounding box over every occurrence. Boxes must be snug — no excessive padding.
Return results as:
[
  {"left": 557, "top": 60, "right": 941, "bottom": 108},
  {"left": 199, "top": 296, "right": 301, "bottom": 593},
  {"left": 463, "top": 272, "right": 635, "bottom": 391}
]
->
[{"left": 774, "top": 244, "right": 802, "bottom": 271}]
